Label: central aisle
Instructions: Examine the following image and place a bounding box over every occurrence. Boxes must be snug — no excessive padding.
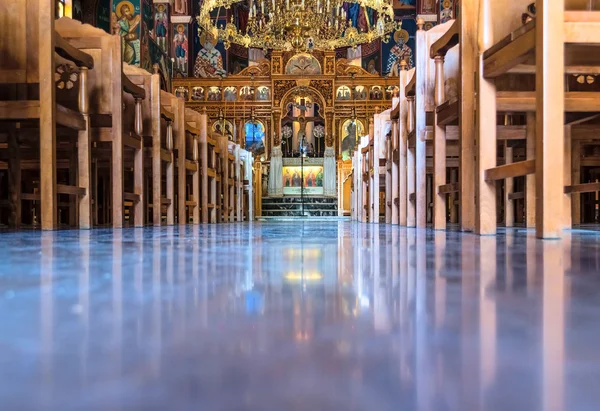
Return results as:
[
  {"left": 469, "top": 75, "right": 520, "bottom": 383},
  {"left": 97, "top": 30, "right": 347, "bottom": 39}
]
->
[{"left": 1, "top": 222, "right": 599, "bottom": 410}]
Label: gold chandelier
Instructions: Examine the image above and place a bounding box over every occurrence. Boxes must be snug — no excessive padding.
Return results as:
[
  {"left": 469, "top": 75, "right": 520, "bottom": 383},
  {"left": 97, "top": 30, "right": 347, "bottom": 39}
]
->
[{"left": 197, "top": 0, "right": 398, "bottom": 52}]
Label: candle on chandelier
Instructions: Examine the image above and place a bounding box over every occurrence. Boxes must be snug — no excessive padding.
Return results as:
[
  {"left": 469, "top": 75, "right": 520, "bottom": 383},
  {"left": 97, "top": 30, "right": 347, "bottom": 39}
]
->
[
  {"left": 261, "top": 0, "right": 264, "bottom": 13},
  {"left": 286, "top": 0, "right": 289, "bottom": 9}
]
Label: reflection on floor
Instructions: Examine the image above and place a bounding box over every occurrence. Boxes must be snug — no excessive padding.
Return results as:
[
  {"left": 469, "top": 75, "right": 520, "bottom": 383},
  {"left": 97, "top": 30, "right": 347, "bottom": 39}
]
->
[{"left": 1, "top": 223, "right": 600, "bottom": 410}]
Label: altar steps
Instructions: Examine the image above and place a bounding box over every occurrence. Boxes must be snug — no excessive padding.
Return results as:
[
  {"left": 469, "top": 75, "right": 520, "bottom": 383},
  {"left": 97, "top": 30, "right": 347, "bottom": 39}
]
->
[{"left": 261, "top": 197, "right": 338, "bottom": 217}]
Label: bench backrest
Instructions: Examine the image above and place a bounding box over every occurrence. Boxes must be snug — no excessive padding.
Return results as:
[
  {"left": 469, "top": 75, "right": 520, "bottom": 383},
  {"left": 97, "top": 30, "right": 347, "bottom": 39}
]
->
[{"left": 55, "top": 17, "right": 122, "bottom": 115}]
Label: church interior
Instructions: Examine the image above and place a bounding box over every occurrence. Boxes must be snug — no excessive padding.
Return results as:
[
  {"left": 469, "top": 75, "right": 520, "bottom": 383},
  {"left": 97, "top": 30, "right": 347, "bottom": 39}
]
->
[{"left": 2, "top": 0, "right": 600, "bottom": 408}]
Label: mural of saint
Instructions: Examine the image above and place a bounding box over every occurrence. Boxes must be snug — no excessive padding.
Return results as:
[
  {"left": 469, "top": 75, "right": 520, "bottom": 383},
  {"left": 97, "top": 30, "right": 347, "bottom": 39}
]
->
[
  {"left": 440, "top": 0, "right": 453, "bottom": 23},
  {"left": 208, "top": 87, "right": 221, "bottom": 101},
  {"left": 173, "top": 0, "right": 187, "bottom": 15},
  {"left": 367, "top": 58, "right": 379, "bottom": 74},
  {"left": 213, "top": 120, "right": 234, "bottom": 141},
  {"left": 224, "top": 87, "right": 237, "bottom": 101},
  {"left": 370, "top": 86, "right": 383, "bottom": 100},
  {"left": 154, "top": 4, "right": 168, "bottom": 52},
  {"left": 256, "top": 86, "right": 270, "bottom": 101},
  {"left": 354, "top": 86, "right": 367, "bottom": 100},
  {"left": 112, "top": 0, "right": 141, "bottom": 65},
  {"left": 240, "top": 86, "right": 254, "bottom": 101},
  {"left": 284, "top": 169, "right": 292, "bottom": 187},
  {"left": 173, "top": 24, "right": 188, "bottom": 75},
  {"left": 386, "top": 86, "right": 399, "bottom": 99},
  {"left": 341, "top": 119, "right": 364, "bottom": 161},
  {"left": 175, "top": 86, "right": 188, "bottom": 100},
  {"left": 194, "top": 32, "right": 226, "bottom": 78},
  {"left": 386, "top": 29, "right": 414, "bottom": 76},
  {"left": 191, "top": 87, "right": 205, "bottom": 101}
]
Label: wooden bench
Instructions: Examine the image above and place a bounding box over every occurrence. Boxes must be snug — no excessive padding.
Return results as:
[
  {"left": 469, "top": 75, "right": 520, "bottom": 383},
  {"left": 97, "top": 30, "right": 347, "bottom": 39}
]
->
[
  {"left": 55, "top": 18, "right": 146, "bottom": 228},
  {"left": 123, "top": 64, "right": 180, "bottom": 226},
  {"left": 477, "top": 0, "right": 600, "bottom": 238},
  {"left": 181, "top": 108, "right": 202, "bottom": 224},
  {"left": 0, "top": 6, "right": 96, "bottom": 230}
]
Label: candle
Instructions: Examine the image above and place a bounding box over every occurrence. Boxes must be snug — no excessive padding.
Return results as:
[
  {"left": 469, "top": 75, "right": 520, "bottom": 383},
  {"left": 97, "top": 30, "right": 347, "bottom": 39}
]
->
[
  {"left": 261, "top": 0, "right": 264, "bottom": 13},
  {"left": 317, "top": 0, "right": 320, "bottom": 11},
  {"left": 286, "top": 0, "right": 289, "bottom": 9}
]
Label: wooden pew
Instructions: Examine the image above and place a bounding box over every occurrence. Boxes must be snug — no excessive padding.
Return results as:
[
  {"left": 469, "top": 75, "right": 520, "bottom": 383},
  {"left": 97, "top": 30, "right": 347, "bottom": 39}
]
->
[
  {"left": 388, "top": 96, "right": 400, "bottom": 225},
  {"left": 123, "top": 64, "right": 179, "bottom": 226},
  {"left": 55, "top": 18, "right": 146, "bottom": 228},
  {"left": 405, "top": 68, "right": 417, "bottom": 227},
  {"left": 182, "top": 108, "right": 202, "bottom": 224},
  {"left": 404, "top": 19, "right": 454, "bottom": 228},
  {"left": 234, "top": 144, "right": 243, "bottom": 222},
  {"left": 239, "top": 148, "right": 254, "bottom": 221},
  {"left": 477, "top": 0, "right": 600, "bottom": 238},
  {"left": 358, "top": 135, "right": 371, "bottom": 222},
  {"left": 0, "top": 6, "right": 94, "bottom": 230},
  {"left": 212, "top": 134, "right": 224, "bottom": 222},
  {"left": 429, "top": 20, "right": 461, "bottom": 230},
  {"left": 373, "top": 107, "right": 393, "bottom": 224},
  {"left": 220, "top": 139, "right": 236, "bottom": 223}
]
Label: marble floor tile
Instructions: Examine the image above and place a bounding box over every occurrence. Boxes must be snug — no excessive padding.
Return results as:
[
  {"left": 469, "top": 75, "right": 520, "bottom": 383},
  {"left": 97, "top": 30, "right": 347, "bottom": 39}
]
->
[{"left": 1, "top": 223, "right": 600, "bottom": 410}]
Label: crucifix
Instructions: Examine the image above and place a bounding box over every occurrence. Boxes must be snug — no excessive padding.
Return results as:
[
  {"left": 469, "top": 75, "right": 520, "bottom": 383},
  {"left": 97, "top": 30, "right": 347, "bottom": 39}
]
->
[{"left": 287, "top": 97, "right": 323, "bottom": 156}]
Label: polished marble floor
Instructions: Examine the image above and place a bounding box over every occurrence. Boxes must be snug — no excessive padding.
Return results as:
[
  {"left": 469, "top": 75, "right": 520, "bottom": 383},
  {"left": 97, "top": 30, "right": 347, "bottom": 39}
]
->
[{"left": 1, "top": 222, "right": 600, "bottom": 410}]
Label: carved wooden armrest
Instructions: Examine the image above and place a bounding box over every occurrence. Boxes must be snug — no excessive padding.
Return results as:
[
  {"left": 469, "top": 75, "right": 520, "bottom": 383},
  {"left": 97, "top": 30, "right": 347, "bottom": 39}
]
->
[
  {"left": 55, "top": 33, "right": 94, "bottom": 69},
  {"left": 122, "top": 73, "right": 146, "bottom": 100},
  {"left": 121, "top": 73, "right": 145, "bottom": 135}
]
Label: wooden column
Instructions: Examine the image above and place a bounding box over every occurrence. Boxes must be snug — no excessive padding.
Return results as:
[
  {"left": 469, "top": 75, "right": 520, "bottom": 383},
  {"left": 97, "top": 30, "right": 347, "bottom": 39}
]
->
[
  {"left": 151, "top": 75, "right": 162, "bottom": 226},
  {"left": 526, "top": 112, "right": 536, "bottom": 228},
  {"left": 39, "top": 0, "right": 57, "bottom": 230},
  {"left": 192, "top": 134, "right": 200, "bottom": 224},
  {"left": 177, "top": 104, "right": 187, "bottom": 225},
  {"left": 571, "top": 140, "right": 581, "bottom": 226},
  {"left": 563, "top": 125, "right": 572, "bottom": 229},
  {"left": 407, "top": 96, "right": 416, "bottom": 227},
  {"left": 535, "top": 0, "right": 565, "bottom": 239},
  {"left": 433, "top": 55, "right": 447, "bottom": 230},
  {"left": 449, "top": 169, "right": 458, "bottom": 224},
  {"left": 459, "top": 0, "right": 477, "bottom": 232},
  {"left": 415, "top": 19, "right": 427, "bottom": 228},
  {"left": 78, "top": 67, "right": 92, "bottom": 229},
  {"left": 370, "top": 118, "right": 377, "bottom": 223},
  {"left": 476, "top": 1, "right": 496, "bottom": 235},
  {"left": 391, "top": 120, "right": 399, "bottom": 224},
  {"left": 399, "top": 66, "right": 408, "bottom": 226},
  {"left": 111, "top": 36, "right": 124, "bottom": 229},
  {"left": 134, "top": 99, "right": 144, "bottom": 227},
  {"left": 200, "top": 111, "right": 209, "bottom": 224},
  {"left": 8, "top": 126, "right": 21, "bottom": 228},
  {"left": 504, "top": 144, "right": 514, "bottom": 228},
  {"left": 69, "top": 135, "right": 78, "bottom": 226}
]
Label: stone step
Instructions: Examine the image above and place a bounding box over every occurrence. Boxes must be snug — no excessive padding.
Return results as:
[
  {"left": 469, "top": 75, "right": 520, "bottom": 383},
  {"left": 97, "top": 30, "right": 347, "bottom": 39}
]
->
[
  {"left": 261, "top": 209, "right": 338, "bottom": 217},
  {"left": 262, "top": 197, "right": 337, "bottom": 205},
  {"left": 262, "top": 203, "right": 338, "bottom": 211}
]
